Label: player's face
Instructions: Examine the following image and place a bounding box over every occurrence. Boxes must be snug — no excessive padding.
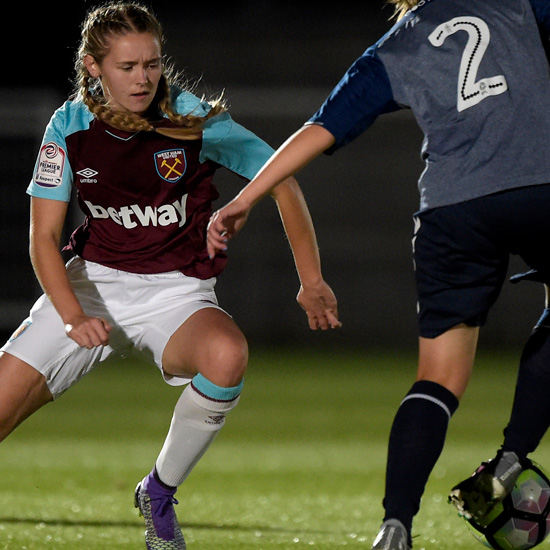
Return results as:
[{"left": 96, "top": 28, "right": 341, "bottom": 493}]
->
[{"left": 85, "top": 32, "right": 163, "bottom": 116}]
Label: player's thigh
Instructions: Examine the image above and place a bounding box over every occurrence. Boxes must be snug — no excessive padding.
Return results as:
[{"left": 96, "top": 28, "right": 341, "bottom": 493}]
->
[
  {"left": 162, "top": 307, "right": 248, "bottom": 387},
  {"left": 0, "top": 352, "right": 53, "bottom": 440}
]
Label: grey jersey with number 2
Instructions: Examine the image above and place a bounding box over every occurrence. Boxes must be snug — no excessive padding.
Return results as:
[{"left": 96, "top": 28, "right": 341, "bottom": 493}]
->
[{"left": 310, "top": 0, "right": 550, "bottom": 211}]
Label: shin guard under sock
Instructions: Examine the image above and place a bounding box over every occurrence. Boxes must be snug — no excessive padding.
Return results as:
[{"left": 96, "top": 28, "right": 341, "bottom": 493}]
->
[
  {"left": 383, "top": 380, "right": 459, "bottom": 539},
  {"left": 155, "top": 374, "right": 243, "bottom": 488}
]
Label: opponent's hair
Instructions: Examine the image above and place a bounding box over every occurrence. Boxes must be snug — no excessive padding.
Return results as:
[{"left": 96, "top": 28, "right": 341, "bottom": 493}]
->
[
  {"left": 73, "top": 1, "right": 226, "bottom": 139},
  {"left": 387, "top": 0, "right": 420, "bottom": 19}
]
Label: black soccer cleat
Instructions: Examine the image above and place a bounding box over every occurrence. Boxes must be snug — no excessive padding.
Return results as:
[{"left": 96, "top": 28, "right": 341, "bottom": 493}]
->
[{"left": 449, "top": 451, "right": 525, "bottom": 522}]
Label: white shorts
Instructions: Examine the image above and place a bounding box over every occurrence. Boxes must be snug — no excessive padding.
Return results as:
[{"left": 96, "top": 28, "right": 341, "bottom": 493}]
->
[{"left": 1, "top": 257, "right": 224, "bottom": 398}]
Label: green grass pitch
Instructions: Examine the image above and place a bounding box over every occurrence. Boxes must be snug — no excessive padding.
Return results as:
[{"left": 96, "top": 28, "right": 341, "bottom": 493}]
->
[{"left": 1, "top": 346, "right": 549, "bottom": 549}]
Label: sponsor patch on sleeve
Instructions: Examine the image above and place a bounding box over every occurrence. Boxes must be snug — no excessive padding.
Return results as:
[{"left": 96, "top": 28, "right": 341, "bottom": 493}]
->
[{"left": 34, "top": 142, "right": 66, "bottom": 188}]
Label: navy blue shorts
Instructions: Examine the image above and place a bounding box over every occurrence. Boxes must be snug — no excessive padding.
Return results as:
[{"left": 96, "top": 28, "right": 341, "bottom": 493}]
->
[{"left": 413, "top": 184, "right": 550, "bottom": 338}]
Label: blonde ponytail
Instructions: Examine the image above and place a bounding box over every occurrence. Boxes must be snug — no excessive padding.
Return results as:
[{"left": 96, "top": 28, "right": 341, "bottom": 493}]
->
[{"left": 387, "top": 0, "right": 420, "bottom": 19}]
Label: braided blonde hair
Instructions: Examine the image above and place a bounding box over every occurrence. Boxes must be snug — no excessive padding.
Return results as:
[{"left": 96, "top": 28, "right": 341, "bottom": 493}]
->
[
  {"left": 387, "top": 0, "right": 420, "bottom": 19},
  {"left": 74, "top": 1, "right": 225, "bottom": 139}
]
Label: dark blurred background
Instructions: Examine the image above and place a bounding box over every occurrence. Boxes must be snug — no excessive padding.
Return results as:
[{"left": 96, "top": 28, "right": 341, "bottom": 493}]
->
[{"left": 0, "top": 1, "right": 542, "bottom": 353}]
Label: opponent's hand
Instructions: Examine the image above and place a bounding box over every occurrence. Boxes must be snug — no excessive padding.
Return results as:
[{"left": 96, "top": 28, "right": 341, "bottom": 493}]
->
[
  {"left": 65, "top": 314, "right": 112, "bottom": 349},
  {"left": 207, "top": 198, "right": 251, "bottom": 259},
  {"left": 297, "top": 280, "right": 342, "bottom": 330}
]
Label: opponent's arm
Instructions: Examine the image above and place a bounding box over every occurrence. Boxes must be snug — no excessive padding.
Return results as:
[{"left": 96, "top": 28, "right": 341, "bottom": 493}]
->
[
  {"left": 30, "top": 197, "right": 111, "bottom": 348},
  {"left": 270, "top": 177, "right": 341, "bottom": 330},
  {"left": 207, "top": 124, "right": 335, "bottom": 257}
]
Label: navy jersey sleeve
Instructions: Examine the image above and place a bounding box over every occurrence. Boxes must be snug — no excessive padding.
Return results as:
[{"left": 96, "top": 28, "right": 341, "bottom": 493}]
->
[
  {"left": 529, "top": 0, "right": 550, "bottom": 34},
  {"left": 308, "top": 48, "right": 401, "bottom": 154}
]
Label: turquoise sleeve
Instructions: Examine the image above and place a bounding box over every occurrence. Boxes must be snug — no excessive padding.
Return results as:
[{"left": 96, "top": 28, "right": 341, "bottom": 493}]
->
[
  {"left": 26, "top": 103, "right": 77, "bottom": 203},
  {"left": 172, "top": 90, "right": 274, "bottom": 180},
  {"left": 201, "top": 112, "right": 274, "bottom": 180}
]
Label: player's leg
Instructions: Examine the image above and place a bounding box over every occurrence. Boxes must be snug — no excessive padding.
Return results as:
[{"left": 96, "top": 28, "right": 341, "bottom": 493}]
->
[
  {"left": 448, "top": 184, "right": 550, "bottom": 521},
  {"left": 135, "top": 307, "right": 247, "bottom": 550},
  {"left": 155, "top": 307, "right": 247, "bottom": 485},
  {"left": 0, "top": 352, "right": 53, "bottom": 441},
  {"left": 501, "top": 305, "right": 550, "bottom": 458},
  {"left": 0, "top": 269, "right": 115, "bottom": 443},
  {"left": 450, "top": 294, "right": 550, "bottom": 520},
  {"left": 373, "top": 325, "right": 476, "bottom": 550}
]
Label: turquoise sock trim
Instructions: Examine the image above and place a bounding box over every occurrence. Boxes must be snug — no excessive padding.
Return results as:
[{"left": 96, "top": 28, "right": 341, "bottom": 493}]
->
[{"left": 191, "top": 373, "right": 243, "bottom": 401}]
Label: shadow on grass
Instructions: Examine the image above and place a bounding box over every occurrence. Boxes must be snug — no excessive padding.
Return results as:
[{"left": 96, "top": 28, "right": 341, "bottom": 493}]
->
[{"left": 0, "top": 516, "right": 337, "bottom": 537}]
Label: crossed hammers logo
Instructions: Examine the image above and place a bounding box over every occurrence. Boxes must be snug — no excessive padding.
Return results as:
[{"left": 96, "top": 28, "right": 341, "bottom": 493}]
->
[{"left": 161, "top": 157, "right": 183, "bottom": 179}]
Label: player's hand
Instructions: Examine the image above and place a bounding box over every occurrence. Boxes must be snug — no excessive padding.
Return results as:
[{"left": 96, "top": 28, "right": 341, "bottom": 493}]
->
[
  {"left": 65, "top": 314, "right": 112, "bottom": 349},
  {"left": 207, "top": 198, "right": 251, "bottom": 259},
  {"left": 297, "top": 280, "right": 342, "bottom": 330}
]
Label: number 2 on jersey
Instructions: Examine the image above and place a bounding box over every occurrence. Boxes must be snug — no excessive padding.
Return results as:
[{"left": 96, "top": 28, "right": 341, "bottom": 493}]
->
[{"left": 429, "top": 16, "right": 508, "bottom": 112}]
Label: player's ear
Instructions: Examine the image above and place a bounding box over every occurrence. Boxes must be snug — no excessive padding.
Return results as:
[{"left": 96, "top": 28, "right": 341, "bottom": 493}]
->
[{"left": 83, "top": 54, "right": 101, "bottom": 78}]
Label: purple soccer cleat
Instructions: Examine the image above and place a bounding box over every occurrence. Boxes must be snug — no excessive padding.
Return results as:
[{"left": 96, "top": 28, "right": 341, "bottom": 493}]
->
[{"left": 134, "top": 471, "right": 186, "bottom": 550}]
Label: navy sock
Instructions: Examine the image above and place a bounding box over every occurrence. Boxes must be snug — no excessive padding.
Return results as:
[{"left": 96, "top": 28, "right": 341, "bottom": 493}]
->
[
  {"left": 383, "top": 380, "right": 459, "bottom": 540},
  {"left": 502, "top": 322, "right": 550, "bottom": 459}
]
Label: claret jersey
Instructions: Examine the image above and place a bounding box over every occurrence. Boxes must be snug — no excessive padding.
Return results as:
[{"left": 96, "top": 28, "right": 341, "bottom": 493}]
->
[
  {"left": 28, "top": 90, "right": 274, "bottom": 277},
  {"left": 309, "top": 0, "right": 550, "bottom": 211}
]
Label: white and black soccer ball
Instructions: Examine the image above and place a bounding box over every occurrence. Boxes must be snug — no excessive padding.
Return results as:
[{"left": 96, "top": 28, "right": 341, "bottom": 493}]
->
[{"left": 467, "top": 462, "right": 550, "bottom": 550}]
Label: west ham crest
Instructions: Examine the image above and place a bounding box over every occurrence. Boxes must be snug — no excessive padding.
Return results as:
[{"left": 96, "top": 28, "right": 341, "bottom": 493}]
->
[{"left": 155, "top": 149, "right": 187, "bottom": 182}]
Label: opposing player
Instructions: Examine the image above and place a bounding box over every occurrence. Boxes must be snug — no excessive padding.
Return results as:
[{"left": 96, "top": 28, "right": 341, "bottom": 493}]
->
[
  {"left": 0, "top": 3, "right": 340, "bottom": 549},
  {"left": 207, "top": 0, "right": 550, "bottom": 548}
]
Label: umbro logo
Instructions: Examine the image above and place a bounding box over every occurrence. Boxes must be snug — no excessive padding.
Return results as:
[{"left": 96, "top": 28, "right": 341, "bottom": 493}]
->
[
  {"left": 206, "top": 415, "right": 225, "bottom": 425},
  {"left": 76, "top": 168, "right": 99, "bottom": 182}
]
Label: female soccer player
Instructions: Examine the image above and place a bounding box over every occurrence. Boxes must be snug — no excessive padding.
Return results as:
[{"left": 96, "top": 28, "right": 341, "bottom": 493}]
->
[
  {"left": 0, "top": 3, "right": 340, "bottom": 549},
  {"left": 207, "top": 0, "right": 550, "bottom": 548}
]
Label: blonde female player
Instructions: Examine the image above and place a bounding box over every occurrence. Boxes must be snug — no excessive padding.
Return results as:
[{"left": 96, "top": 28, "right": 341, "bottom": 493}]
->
[
  {"left": 208, "top": 0, "right": 550, "bottom": 548},
  {"left": 0, "top": 2, "right": 340, "bottom": 549}
]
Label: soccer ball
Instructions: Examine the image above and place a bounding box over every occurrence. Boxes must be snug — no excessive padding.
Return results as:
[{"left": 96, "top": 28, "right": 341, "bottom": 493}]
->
[{"left": 467, "top": 462, "right": 550, "bottom": 550}]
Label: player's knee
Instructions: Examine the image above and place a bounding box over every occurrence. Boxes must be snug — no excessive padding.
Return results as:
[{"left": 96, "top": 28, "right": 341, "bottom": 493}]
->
[{"left": 207, "top": 332, "right": 248, "bottom": 387}]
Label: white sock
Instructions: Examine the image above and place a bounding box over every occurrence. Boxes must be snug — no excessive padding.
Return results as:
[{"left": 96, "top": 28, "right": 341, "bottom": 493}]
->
[{"left": 155, "top": 376, "right": 242, "bottom": 488}]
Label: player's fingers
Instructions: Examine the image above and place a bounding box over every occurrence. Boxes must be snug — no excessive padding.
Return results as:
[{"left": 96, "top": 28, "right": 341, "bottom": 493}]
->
[
  {"left": 82, "top": 318, "right": 110, "bottom": 348},
  {"left": 314, "top": 310, "right": 330, "bottom": 330},
  {"left": 325, "top": 310, "right": 342, "bottom": 329},
  {"left": 97, "top": 318, "right": 112, "bottom": 345},
  {"left": 306, "top": 310, "right": 320, "bottom": 330},
  {"left": 207, "top": 232, "right": 228, "bottom": 258},
  {"left": 206, "top": 235, "right": 216, "bottom": 260},
  {"left": 306, "top": 308, "right": 342, "bottom": 331},
  {"left": 207, "top": 211, "right": 227, "bottom": 238},
  {"left": 83, "top": 330, "right": 108, "bottom": 349},
  {"left": 207, "top": 214, "right": 230, "bottom": 258},
  {"left": 66, "top": 318, "right": 111, "bottom": 348},
  {"left": 101, "top": 318, "right": 113, "bottom": 333},
  {"left": 65, "top": 325, "right": 86, "bottom": 347}
]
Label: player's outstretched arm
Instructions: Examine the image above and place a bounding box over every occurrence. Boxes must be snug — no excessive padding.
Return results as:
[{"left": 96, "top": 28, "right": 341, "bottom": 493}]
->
[
  {"left": 207, "top": 124, "right": 335, "bottom": 258},
  {"left": 270, "top": 177, "right": 341, "bottom": 330}
]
